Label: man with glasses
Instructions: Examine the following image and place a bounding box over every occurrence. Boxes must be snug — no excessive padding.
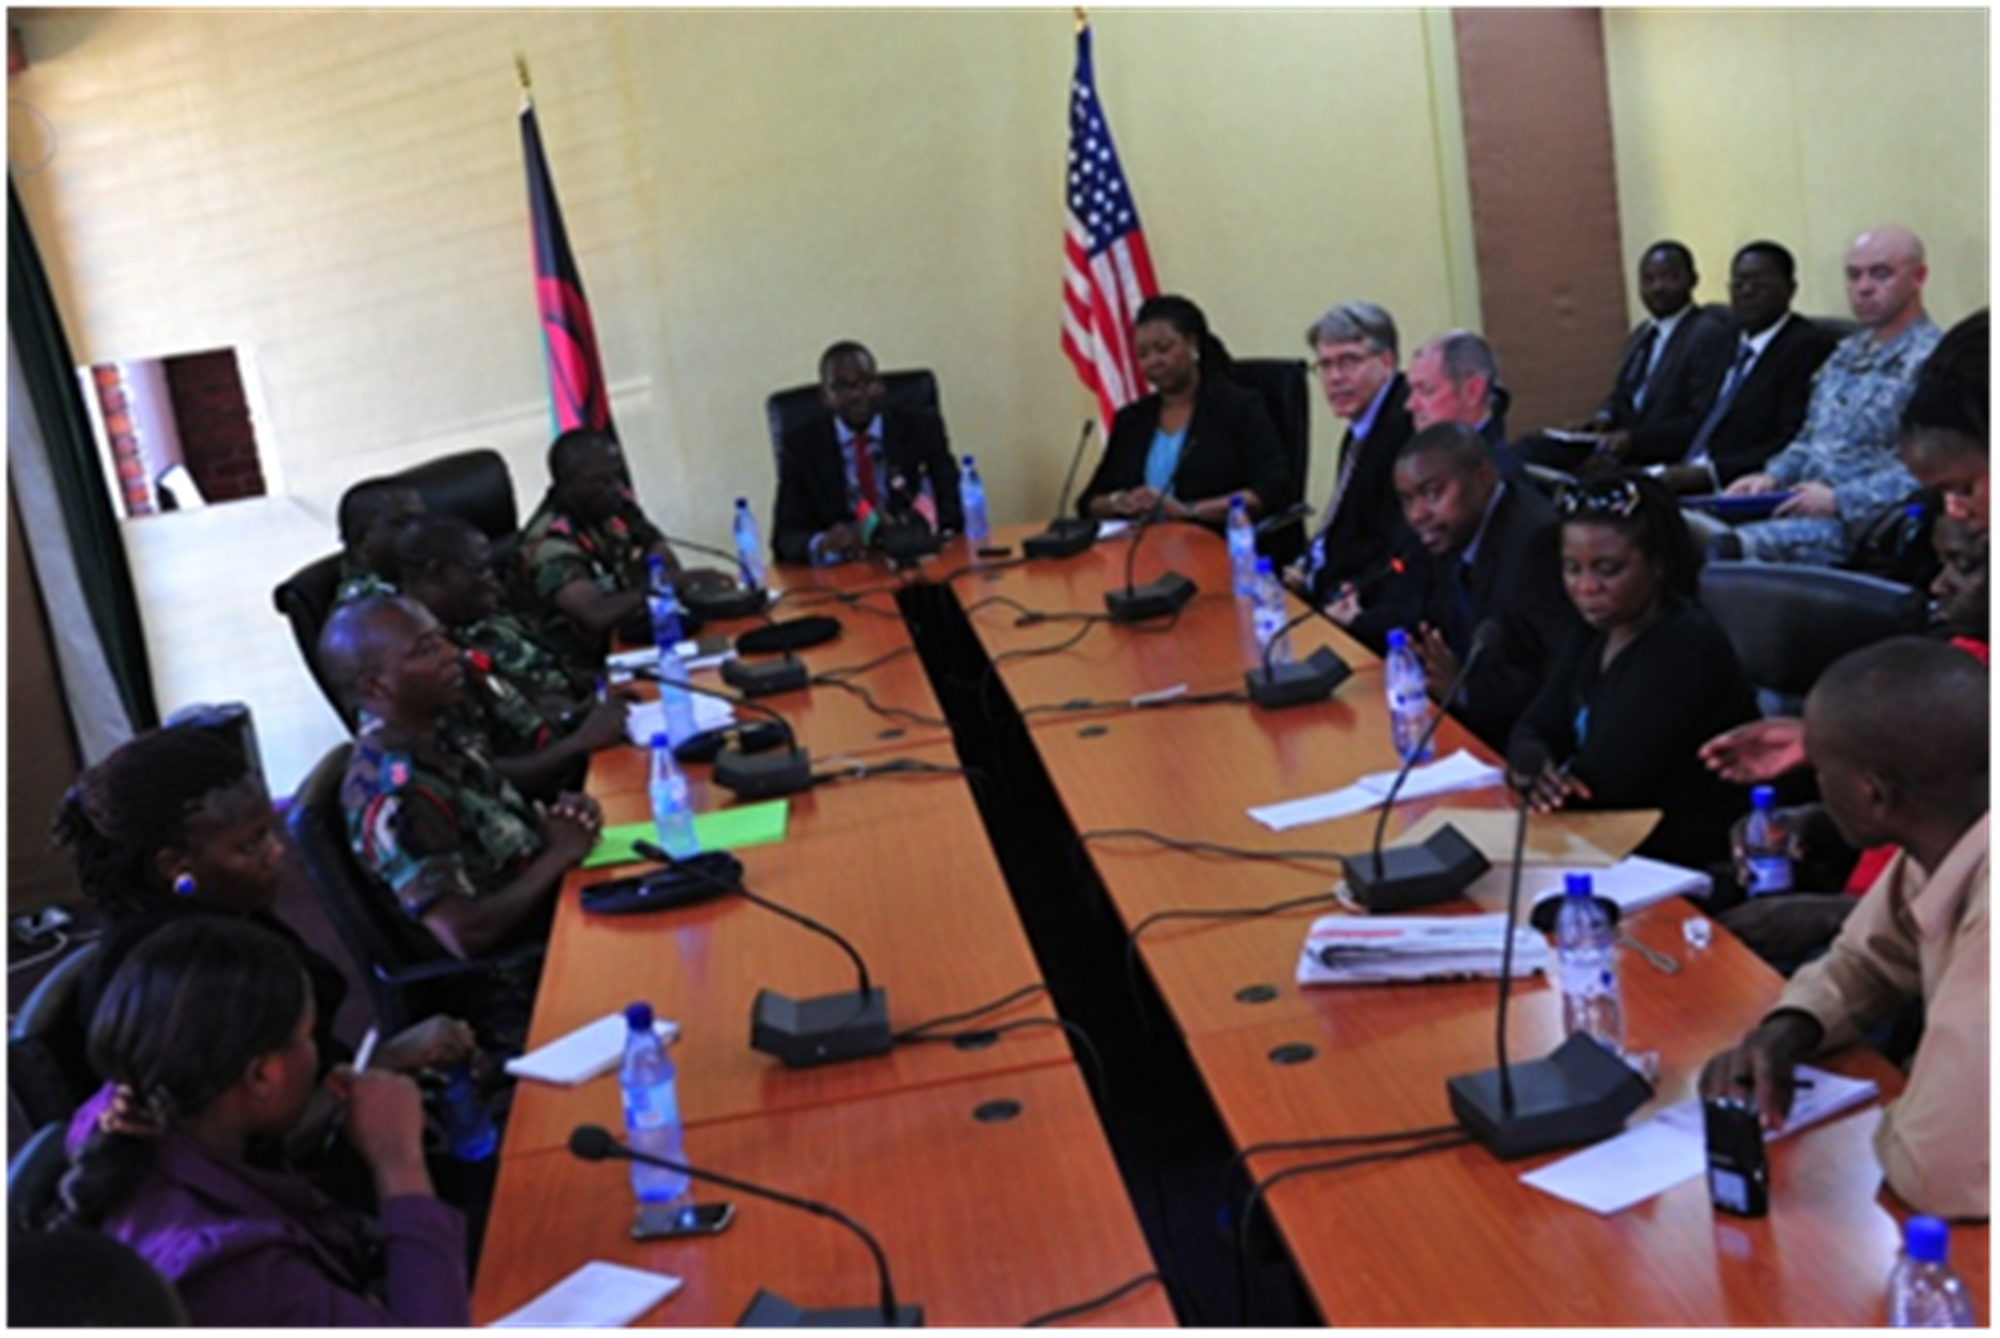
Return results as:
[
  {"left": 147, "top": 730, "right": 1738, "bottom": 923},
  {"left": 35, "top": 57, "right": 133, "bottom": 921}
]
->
[{"left": 1289, "top": 301, "right": 1416, "bottom": 607}]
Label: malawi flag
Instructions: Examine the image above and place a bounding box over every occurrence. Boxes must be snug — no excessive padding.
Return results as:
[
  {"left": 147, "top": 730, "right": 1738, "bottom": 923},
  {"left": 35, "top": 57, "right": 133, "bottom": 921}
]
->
[{"left": 520, "top": 97, "right": 616, "bottom": 440}]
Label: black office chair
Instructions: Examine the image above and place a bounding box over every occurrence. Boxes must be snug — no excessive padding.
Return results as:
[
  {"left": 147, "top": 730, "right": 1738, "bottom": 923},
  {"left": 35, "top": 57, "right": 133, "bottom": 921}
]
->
[
  {"left": 764, "top": 369, "right": 942, "bottom": 465},
  {"left": 8, "top": 1123, "right": 68, "bottom": 1234},
  {"left": 1228, "top": 358, "right": 1312, "bottom": 566},
  {"left": 1698, "top": 561, "right": 1929, "bottom": 701},
  {"left": 10, "top": 1226, "right": 189, "bottom": 1325},
  {"left": 274, "top": 449, "right": 525, "bottom": 726},
  {"left": 286, "top": 744, "right": 542, "bottom": 1039},
  {"left": 9, "top": 941, "right": 102, "bottom": 1132}
]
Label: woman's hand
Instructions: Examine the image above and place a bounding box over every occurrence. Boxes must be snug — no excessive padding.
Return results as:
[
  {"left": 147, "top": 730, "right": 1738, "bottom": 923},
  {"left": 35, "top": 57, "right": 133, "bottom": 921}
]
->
[
  {"left": 327, "top": 1067, "right": 434, "bottom": 1200},
  {"left": 1699, "top": 718, "right": 1807, "bottom": 784}
]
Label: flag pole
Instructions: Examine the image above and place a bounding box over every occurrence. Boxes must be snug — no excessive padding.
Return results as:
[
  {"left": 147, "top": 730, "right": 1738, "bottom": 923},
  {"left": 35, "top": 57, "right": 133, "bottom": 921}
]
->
[
  {"left": 1073, "top": 7, "right": 1087, "bottom": 33},
  {"left": 515, "top": 52, "right": 533, "bottom": 107}
]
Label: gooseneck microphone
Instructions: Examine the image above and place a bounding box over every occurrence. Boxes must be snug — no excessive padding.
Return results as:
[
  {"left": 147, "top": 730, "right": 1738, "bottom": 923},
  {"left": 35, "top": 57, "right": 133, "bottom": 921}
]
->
[
  {"left": 568, "top": 1125, "right": 921, "bottom": 1326},
  {"left": 1444, "top": 740, "right": 1653, "bottom": 1159},
  {"left": 635, "top": 666, "right": 812, "bottom": 798},
  {"left": 659, "top": 532, "right": 772, "bottom": 621},
  {"left": 1251, "top": 500, "right": 1315, "bottom": 539},
  {"left": 1244, "top": 554, "right": 1405, "bottom": 709},
  {"left": 632, "top": 839, "right": 893, "bottom": 1068},
  {"left": 1023, "top": 420, "right": 1102, "bottom": 559},
  {"left": 1339, "top": 620, "right": 1498, "bottom": 912},
  {"left": 1103, "top": 502, "right": 1198, "bottom": 622}
]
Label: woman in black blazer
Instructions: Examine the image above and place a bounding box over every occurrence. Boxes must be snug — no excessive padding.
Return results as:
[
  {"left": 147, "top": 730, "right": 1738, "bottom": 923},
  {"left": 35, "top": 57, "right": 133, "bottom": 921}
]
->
[{"left": 1077, "top": 295, "right": 1289, "bottom": 527}]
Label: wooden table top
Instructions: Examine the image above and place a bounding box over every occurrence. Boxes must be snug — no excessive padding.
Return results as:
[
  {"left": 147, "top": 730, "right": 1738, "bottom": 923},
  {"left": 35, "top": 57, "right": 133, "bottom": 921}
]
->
[
  {"left": 948, "top": 521, "right": 1989, "bottom": 1326},
  {"left": 473, "top": 1064, "right": 1173, "bottom": 1328},
  {"left": 500, "top": 739, "right": 1072, "bottom": 1157}
]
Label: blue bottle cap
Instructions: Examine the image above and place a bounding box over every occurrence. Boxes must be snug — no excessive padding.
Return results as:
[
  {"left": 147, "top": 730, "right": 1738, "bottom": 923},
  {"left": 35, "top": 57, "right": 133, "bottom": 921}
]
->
[
  {"left": 1230, "top": 494, "right": 1246, "bottom": 511},
  {"left": 1255, "top": 556, "right": 1274, "bottom": 575},
  {"left": 1386, "top": 628, "right": 1408, "bottom": 650},
  {"left": 1905, "top": 1215, "right": 1949, "bottom": 1264},
  {"left": 1751, "top": 785, "right": 1776, "bottom": 809},
  {"left": 736, "top": 496, "right": 749, "bottom": 507},
  {"left": 649, "top": 732, "right": 669, "bottom": 750},
  {"left": 1564, "top": 871, "right": 1593, "bottom": 899},
  {"left": 962, "top": 454, "right": 975, "bottom": 466},
  {"left": 624, "top": 1001, "right": 655, "bottom": 1031}
]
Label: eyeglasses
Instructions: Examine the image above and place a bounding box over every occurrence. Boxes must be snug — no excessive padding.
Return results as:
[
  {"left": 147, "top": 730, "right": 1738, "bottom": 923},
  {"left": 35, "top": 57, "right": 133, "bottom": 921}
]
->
[
  {"left": 1312, "top": 351, "right": 1382, "bottom": 377},
  {"left": 1556, "top": 478, "right": 1642, "bottom": 519}
]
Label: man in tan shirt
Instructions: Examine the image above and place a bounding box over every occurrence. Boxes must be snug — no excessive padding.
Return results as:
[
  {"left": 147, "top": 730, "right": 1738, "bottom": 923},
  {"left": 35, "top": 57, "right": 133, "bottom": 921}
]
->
[{"left": 1701, "top": 637, "right": 1988, "bottom": 1220}]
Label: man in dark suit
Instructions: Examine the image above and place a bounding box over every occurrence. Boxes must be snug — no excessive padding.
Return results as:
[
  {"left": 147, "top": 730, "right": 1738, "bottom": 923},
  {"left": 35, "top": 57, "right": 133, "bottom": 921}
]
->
[
  {"left": 1523, "top": 241, "right": 1734, "bottom": 472},
  {"left": 1335, "top": 423, "right": 1581, "bottom": 749},
  {"left": 1654, "top": 241, "right": 1838, "bottom": 493},
  {"left": 772, "top": 341, "right": 961, "bottom": 565},
  {"left": 1404, "top": 330, "right": 1524, "bottom": 482},
  {"left": 1288, "top": 301, "right": 1417, "bottom": 607}
]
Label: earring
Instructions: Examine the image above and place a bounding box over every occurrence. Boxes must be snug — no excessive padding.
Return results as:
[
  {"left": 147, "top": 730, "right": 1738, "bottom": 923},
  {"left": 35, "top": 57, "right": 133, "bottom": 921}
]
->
[{"left": 172, "top": 873, "right": 198, "bottom": 897}]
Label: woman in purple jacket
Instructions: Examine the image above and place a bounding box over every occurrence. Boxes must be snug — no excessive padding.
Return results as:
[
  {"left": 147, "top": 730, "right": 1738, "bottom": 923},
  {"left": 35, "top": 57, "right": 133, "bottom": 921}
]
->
[{"left": 56, "top": 918, "right": 469, "bottom": 1327}]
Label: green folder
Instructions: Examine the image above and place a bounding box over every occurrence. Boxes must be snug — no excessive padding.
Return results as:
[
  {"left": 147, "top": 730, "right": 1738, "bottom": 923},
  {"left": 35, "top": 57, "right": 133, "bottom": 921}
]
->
[{"left": 582, "top": 799, "right": 791, "bottom": 869}]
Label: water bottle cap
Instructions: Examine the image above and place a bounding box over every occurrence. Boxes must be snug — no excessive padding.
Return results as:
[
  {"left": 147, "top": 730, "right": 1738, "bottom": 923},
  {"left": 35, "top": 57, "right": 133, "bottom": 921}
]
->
[
  {"left": 1386, "top": 628, "right": 1408, "bottom": 650},
  {"left": 1230, "top": 494, "right": 1246, "bottom": 511},
  {"left": 1905, "top": 1215, "right": 1949, "bottom": 1264},
  {"left": 962, "top": 454, "right": 975, "bottom": 466},
  {"left": 624, "top": 1001, "right": 655, "bottom": 1031},
  {"left": 1905, "top": 501, "right": 1925, "bottom": 518},
  {"left": 736, "top": 496, "right": 749, "bottom": 507},
  {"left": 1564, "top": 871, "right": 1594, "bottom": 899},
  {"left": 1255, "top": 556, "right": 1274, "bottom": 574},
  {"left": 649, "top": 732, "right": 670, "bottom": 750},
  {"left": 1751, "top": 785, "right": 1776, "bottom": 809}
]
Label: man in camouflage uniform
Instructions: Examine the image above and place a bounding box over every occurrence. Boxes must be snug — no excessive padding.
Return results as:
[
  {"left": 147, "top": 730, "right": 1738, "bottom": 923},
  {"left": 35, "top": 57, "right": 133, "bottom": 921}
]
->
[
  {"left": 320, "top": 594, "right": 602, "bottom": 966},
  {"left": 333, "top": 479, "right": 425, "bottom": 605},
  {"left": 1723, "top": 225, "right": 1943, "bottom": 566}
]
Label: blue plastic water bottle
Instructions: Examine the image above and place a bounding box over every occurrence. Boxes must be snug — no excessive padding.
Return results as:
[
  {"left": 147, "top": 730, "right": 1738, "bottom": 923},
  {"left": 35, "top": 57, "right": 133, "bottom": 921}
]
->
[
  {"left": 1227, "top": 495, "right": 1257, "bottom": 598},
  {"left": 959, "top": 456, "right": 991, "bottom": 543},
  {"left": 646, "top": 556, "right": 685, "bottom": 656},
  {"left": 733, "top": 498, "right": 767, "bottom": 589},
  {"left": 439, "top": 1060, "right": 496, "bottom": 1161},
  {"left": 1251, "top": 557, "right": 1292, "bottom": 666},
  {"left": 619, "top": 1002, "right": 691, "bottom": 1215},
  {"left": 1384, "top": 629, "right": 1433, "bottom": 762},
  {"left": 648, "top": 733, "right": 699, "bottom": 859},
  {"left": 1743, "top": 786, "right": 1794, "bottom": 896},
  {"left": 1554, "top": 872, "right": 1624, "bottom": 1055}
]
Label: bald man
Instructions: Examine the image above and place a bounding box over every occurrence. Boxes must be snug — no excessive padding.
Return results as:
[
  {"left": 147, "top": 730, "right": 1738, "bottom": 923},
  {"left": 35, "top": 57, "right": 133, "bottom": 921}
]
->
[
  {"left": 1721, "top": 226, "right": 1943, "bottom": 566},
  {"left": 321, "top": 594, "right": 601, "bottom": 963},
  {"left": 1700, "top": 638, "right": 1988, "bottom": 1219}
]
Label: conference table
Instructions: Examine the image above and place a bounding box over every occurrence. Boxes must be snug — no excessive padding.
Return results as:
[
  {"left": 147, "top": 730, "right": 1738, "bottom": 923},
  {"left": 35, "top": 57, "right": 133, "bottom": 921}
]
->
[
  {"left": 471, "top": 553, "right": 1172, "bottom": 1326},
  {"left": 473, "top": 519, "right": 1986, "bottom": 1327}
]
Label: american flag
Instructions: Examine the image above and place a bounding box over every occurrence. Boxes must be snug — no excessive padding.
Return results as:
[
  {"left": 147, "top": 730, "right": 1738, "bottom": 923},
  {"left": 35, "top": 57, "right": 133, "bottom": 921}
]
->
[{"left": 1060, "top": 22, "right": 1158, "bottom": 427}]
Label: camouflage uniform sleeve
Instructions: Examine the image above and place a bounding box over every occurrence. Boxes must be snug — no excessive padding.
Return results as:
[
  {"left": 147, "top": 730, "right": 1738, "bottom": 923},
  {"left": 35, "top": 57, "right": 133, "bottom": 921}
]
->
[{"left": 346, "top": 749, "right": 479, "bottom": 922}]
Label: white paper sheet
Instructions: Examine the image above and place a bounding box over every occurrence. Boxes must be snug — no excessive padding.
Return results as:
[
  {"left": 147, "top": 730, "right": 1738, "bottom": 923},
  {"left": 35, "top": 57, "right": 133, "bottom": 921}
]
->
[
  {"left": 489, "top": 1261, "right": 683, "bottom": 1327},
  {"left": 1520, "top": 1065, "right": 1879, "bottom": 1215},
  {"left": 503, "top": 1012, "right": 680, "bottom": 1087},
  {"left": 1248, "top": 749, "right": 1506, "bottom": 831},
  {"left": 625, "top": 694, "right": 735, "bottom": 748}
]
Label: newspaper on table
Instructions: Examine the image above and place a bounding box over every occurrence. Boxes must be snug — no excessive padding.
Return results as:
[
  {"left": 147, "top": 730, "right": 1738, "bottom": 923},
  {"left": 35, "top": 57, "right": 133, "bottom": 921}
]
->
[{"left": 1298, "top": 911, "right": 1550, "bottom": 985}]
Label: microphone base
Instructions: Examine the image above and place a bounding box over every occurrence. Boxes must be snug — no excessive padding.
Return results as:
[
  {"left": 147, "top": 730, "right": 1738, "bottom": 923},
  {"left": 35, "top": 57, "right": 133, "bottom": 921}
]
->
[
  {"left": 1022, "top": 518, "right": 1098, "bottom": 559},
  {"left": 721, "top": 657, "right": 810, "bottom": 698},
  {"left": 684, "top": 585, "right": 771, "bottom": 621},
  {"left": 1245, "top": 645, "right": 1353, "bottom": 709},
  {"left": 714, "top": 745, "right": 814, "bottom": 798},
  {"left": 1341, "top": 824, "right": 1490, "bottom": 913},
  {"left": 872, "top": 524, "right": 939, "bottom": 565},
  {"left": 1103, "top": 572, "right": 1197, "bottom": 623},
  {"left": 1445, "top": 1033, "right": 1654, "bottom": 1161},
  {"left": 738, "top": 1289, "right": 924, "bottom": 1327},
  {"left": 751, "top": 987, "right": 894, "bottom": 1068}
]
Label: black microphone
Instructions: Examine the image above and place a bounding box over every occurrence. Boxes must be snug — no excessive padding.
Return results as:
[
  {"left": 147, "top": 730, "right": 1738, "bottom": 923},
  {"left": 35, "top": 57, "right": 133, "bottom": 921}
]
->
[
  {"left": 1102, "top": 501, "right": 1197, "bottom": 622},
  {"left": 1444, "top": 738, "right": 1653, "bottom": 1160},
  {"left": 1251, "top": 499, "right": 1315, "bottom": 539},
  {"left": 868, "top": 471, "right": 940, "bottom": 566},
  {"left": 567, "top": 1125, "right": 920, "bottom": 1327},
  {"left": 1243, "top": 585, "right": 1354, "bottom": 711},
  {"left": 658, "top": 533, "right": 773, "bottom": 621},
  {"left": 634, "top": 666, "right": 812, "bottom": 798},
  {"left": 629, "top": 839, "right": 892, "bottom": 1068},
  {"left": 1023, "top": 420, "right": 1101, "bottom": 559},
  {"left": 1339, "top": 619, "right": 1498, "bottom": 912}
]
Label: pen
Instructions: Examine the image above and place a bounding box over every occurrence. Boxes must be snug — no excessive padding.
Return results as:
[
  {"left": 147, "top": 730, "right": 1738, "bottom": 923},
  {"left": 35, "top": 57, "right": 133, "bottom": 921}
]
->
[{"left": 352, "top": 1026, "right": 380, "bottom": 1075}]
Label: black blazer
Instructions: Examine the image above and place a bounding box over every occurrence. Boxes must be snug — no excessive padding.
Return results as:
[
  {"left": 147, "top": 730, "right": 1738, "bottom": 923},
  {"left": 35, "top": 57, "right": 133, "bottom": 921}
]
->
[
  {"left": 1307, "top": 373, "right": 1416, "bottom": 603},
  {"left": 1077, "top": 378, "right": 1289, "bottom": 521},
  {"left": 1362, "top": 482, "right": 1583, "bottom": 750},
  {"left": 772, "top": 404, "right": 962, "bottom": 564},
  {"left": 1694, "top": 315, "right": 1839, "bottom": 486},
  {"left": 1601, "top": 307, "right": 1736, "bottom": 465}
]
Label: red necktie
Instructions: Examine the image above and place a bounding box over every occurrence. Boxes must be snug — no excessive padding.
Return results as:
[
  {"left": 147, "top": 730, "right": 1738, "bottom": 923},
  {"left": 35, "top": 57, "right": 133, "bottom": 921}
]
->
[{"left": 850, "top": 431, "right": 880, "bottom": 513}]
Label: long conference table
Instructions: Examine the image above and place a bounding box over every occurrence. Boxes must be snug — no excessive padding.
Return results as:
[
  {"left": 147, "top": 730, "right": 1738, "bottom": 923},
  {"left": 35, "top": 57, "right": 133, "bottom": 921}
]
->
[{"left": 472, "top": 520, "right": 1987, "bottom": 1327}]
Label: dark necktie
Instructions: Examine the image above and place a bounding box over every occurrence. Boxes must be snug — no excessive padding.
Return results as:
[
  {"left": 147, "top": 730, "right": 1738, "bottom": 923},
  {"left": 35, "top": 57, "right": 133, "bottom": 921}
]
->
[
  {"left": 1623, "top": 324, "right": 1660, "bottom": 411},
  {"left": 1686, "top": 342, "right": 1755, "bottom": 466},
  {"left": 850, "top": 431, "right": 880, "bottom": 511}
]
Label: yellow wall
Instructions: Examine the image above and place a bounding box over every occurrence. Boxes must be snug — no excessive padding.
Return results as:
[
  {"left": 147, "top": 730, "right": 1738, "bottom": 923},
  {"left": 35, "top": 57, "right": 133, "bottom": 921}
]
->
[
  {"left": 8, "top": 8, "right": 1466, "bottom": 542},
  {"left": 1604, "top": 8, "right": 1989, "bottom": 324}
]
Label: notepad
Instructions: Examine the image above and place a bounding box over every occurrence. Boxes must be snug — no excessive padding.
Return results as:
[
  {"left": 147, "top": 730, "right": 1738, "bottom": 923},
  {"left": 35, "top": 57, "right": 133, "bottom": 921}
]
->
[
  {"left": 489, "top": 1260, "right": 683, "bottom": 1327},
  {"left": 503, "top": 1012, "right": 681, "bottom": 1087},
  {"left": 1249, "top": 749, "right": 1506, "bottom": 831}
]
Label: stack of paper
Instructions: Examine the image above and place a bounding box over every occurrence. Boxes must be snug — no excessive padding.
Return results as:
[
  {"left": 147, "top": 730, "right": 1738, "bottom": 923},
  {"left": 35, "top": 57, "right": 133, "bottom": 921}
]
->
[
  {"left": 624, "top": 693, "right": 735, "bottom": 747},
  {"left": 1297, "top": 912, "right": 1550, "bottom": 985}
]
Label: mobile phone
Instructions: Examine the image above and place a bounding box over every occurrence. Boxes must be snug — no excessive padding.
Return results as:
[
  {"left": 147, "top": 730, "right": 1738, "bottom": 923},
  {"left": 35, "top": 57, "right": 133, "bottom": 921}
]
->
[
  {"left": 1703, "top": 1097, "right": 1769, "bottom": 1218},
  {"left": 977, "top": 545, "right": 1013, "bottom": 558},
  {"left": 630, "top": 1200, "right": 735, "bottom": 1240}
]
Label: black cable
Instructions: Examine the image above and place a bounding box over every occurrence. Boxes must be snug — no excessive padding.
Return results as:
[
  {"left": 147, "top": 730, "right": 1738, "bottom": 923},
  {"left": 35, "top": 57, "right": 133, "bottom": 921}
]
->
[
  {"left": 808, "top": 757, "right": 971, "bottom": 786},
  {"left": 1222, "top": 1121, "right": 1463, "bottom": 1204},
  {"left": 1018, "top": 687, "right": 1250, "bottom": 718},
  {"left": 892, "top": 982, "right": 1049, "bottom": 1041},
  {"left": 1117, "top": 891, "right": 1336, "bottom": 1056},
  {"left": 1021, "top": 1271, "right": 1167, "bottom": 1327},
  {"left": 815, "top": 644, "right": 917, "bottom": 682},
  {"left": 1080, "top": 826, "right": 1350, "bottom": 869},
  {"left": 807, "top": 675, "right": 951, "bottom": 729},
  {"left": 897, "top": 1016, "right": 1108, "bottom": 1104},
  {"left": 1234, "top": 1134, "right": 1473, "bottom": 1325}
]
